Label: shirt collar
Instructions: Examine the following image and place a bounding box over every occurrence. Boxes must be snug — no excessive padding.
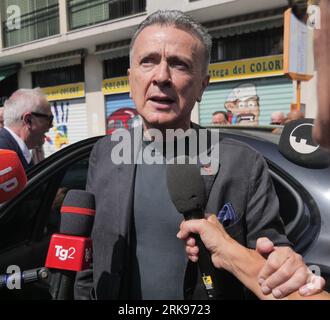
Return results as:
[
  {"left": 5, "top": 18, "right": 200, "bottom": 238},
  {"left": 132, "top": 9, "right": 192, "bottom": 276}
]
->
[{"left": 4, "top": 127, "right": 32, "bottom": 164}]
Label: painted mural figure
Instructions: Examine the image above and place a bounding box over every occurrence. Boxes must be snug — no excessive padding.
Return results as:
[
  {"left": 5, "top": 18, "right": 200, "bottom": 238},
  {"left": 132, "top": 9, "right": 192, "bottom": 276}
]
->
[
  {"left": 224, "top": 83, "right": 260, "bottom": 126},
  {"left": 46, "top": 101, "right": 70, "bottom": 151},
  {"left": 52, "top": 101, "right": 69, "bottom": 150},
  {"left": 107, "top": 107, "right": 141, "bottom": 135}
]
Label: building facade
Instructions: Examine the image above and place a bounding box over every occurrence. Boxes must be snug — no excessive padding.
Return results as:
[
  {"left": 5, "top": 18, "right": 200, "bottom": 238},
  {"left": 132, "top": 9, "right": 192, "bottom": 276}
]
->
[{"left": 0, "top": 0, "right": 317, "bottom": 156}]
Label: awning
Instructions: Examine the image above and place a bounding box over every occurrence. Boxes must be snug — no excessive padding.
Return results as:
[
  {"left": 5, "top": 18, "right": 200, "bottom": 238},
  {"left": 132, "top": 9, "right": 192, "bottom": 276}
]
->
[
  {"left": 24, "top": 49, "right": 85, "bottom": 72},
  {"left": 95, "top": 39, "right": 130, "bottom": 61},
  {"left": 210, "top": 17, "right": 283, "bottom": 39},
  {"left": 97, "top": 47, "right": 130, "bottom": 61},
  {"left": 0, "top": 63, "right": 20, "bottom": 82}
]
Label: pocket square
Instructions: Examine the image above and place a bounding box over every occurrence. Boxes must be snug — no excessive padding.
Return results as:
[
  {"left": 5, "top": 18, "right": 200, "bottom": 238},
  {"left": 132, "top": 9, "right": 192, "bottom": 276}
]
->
[{"left": 217, "top": 203, "right": 238, "bottom": 227}]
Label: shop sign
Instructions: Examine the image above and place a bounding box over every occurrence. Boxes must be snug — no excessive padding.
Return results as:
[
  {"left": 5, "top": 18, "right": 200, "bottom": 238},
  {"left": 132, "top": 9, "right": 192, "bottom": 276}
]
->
[
  {"left": 103, "top": 77, "right": 130, "bottom": 95},
  {"left": 42, "top": 83, "right": 85, "bottom": 101},
  {"left": 209, "top": 55, "right": 284, "bottom": 83}
]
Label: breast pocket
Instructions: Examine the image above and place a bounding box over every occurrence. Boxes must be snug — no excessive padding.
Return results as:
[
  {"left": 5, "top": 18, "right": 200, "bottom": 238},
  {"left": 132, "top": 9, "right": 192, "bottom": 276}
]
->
[{"left": 223, "top": 215, "right": 245, "bottom": 245}]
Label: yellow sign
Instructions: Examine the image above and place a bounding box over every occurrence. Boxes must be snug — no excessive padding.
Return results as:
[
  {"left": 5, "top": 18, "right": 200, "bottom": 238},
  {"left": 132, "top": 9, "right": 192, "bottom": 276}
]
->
[
  {"left": 209, "top": 55, "right": 284, "bottom": 83},
  {"left": 42, "top": 83, "right": 85, "bottom": 101},
  {"left": 103, "top": 76, "right": 130, "bottom": 95}
]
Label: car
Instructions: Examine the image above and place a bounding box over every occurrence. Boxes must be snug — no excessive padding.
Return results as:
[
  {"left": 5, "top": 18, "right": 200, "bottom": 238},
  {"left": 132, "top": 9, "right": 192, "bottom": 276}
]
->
[{"left": 0, "top": 123, "right": 329, "bottom": 299}]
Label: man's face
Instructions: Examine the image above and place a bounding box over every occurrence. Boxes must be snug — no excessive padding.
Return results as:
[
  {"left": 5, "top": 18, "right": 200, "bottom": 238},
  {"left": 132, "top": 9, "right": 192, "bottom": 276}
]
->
[
  {"left": 28, "top": 98, "right": 52, "bottom": 148},
  {"left": 212, "top": 113, "right": 227, "bottom": 125},
  {"left": 128, "top": 25, "right": 210, "bottom": 131}
]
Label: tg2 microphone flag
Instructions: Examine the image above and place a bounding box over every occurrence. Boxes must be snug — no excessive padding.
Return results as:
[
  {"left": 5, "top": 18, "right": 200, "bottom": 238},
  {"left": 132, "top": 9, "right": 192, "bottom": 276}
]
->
[
  {"left": 0, "top": 149, "right": 27, "bottom": 204},
  {"left": 166, "top": 158, "right": 219, "bottom": 300},
  {"left": 45, "top": 189, "right": 95, "bottom": 299}
]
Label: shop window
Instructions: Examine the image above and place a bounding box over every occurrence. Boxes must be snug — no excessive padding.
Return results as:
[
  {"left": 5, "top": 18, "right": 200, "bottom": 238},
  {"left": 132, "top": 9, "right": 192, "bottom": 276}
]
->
[
  {"left": 32, "top": 64, "right": 85, "bottom": 87},
  {"left": 0, "top": 73, "right": 18, "bottom": 106},
  {"left": 211, "top": 28, "right": 283, "bottom": 63},
  {"left": 104, "top": 56, "right": 129, "bottom": 79},
  {"left": 1, "top": 0, "right": 59, "bottom": 48},
  {"left": 68, "top": 0, "right": 146, "bottom": 30}
]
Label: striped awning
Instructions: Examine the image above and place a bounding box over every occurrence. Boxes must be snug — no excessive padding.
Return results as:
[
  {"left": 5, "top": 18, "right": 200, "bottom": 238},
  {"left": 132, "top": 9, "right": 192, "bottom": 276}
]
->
[
  {"left": 0, "top": 63, "right": 20, "bottom": 82},
  {"left": 210, "top": 17, "right": 284, "bottom": 39},
  {"left": 95, "top": 39, "right": 130, "bottom": 61},
  {"left": 24, "top": 49, "right": 85, "bottom": 72}
]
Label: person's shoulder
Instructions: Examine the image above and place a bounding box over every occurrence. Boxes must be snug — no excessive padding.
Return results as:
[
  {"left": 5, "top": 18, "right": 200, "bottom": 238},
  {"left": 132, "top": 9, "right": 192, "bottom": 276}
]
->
[
  {"left": 219, "top": 136, "right": 264, "bottom": 160},
  {"left": 0, "top": 128, "right": 13, "bottom": 147},
  {"left": 219, "top": 136, "right": 256, "bottom": 152},
  {"left": 191, "top": 122, "right": 261, "bottom": 157},
  {"left": 92, "top": 126, "right": 140, "bottom": 152}
]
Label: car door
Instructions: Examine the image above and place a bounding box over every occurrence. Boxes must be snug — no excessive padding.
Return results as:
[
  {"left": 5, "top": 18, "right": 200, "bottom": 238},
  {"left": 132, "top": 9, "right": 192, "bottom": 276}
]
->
[{"left": 0, "top": 137, "right": 99, "bottom": 299}]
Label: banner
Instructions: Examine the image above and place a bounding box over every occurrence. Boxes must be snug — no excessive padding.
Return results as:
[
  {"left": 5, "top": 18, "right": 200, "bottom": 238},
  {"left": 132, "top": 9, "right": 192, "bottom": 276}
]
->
[
  {"left": 209, "top": 55, "right": 284, "bottom": 83},
  {"left": 103, "top": 76, "right": 130, "bottom": 95},
  {"left": 42, "top": 83, "right": 85, "bottom": 101}
]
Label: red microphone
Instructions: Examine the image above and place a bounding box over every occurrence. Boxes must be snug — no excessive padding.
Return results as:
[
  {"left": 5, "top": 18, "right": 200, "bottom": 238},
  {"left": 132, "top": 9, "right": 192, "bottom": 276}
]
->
[
  {"left": 45, "top": 190, "right": 95, "bottom": 299},
  {"left": 0, "top": 149, "right": 27, "bottom": 204}
]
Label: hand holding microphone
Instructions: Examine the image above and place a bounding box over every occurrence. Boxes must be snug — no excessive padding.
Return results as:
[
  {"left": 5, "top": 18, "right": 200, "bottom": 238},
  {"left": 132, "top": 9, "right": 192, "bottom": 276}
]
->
[
  {"left": 0, "top": 149, "right": 27, "bottom": 204},
  {"left": 166, "top": 159, "right": 220, "bottom": 300},
  {"left": 177, "top": 214, "right": 236, "bottom": 271}
]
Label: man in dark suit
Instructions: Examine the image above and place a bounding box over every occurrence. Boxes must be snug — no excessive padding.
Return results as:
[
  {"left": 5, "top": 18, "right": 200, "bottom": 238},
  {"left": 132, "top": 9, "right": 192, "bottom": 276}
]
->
[
  {"left": 0, "top": 88, "right": 53, "bottom": 170},
  {"left": 74, "top": 10, "right": 310, "bottom": 300}
]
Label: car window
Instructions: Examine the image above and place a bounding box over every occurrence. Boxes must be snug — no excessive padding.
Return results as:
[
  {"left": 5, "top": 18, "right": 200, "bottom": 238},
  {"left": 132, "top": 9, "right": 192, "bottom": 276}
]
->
[
  {"left": 0, "top": 157, "right": 89, "bottom": 252},
  {"left": 45, "top": 158, "right": 89, "bottom": 235},
  {"left": 269, "top": 169, "right": 319, "bottom": 254}
]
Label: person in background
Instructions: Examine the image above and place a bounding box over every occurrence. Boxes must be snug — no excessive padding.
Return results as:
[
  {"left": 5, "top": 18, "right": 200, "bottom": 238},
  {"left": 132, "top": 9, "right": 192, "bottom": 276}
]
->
[
  {"left": 0, "top": 88, "right": 53, "bottom": 170},
  {"left": 212, "top": 111, "right": 229, "bottom": 125},
  {"left": 270, "top": 111, "right": 286, "bottom": 125},
  {"left": 284, "top": 109, "right": 305, "bottom": 124},
  {"left": 270, "top": 111, "right": 286, "bottom": 135}
]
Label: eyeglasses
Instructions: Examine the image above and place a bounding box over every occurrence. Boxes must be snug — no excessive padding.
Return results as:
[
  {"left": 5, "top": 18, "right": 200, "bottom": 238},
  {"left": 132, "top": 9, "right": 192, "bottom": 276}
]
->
[{"left": 31, "top": 112, "right": 54, "bottom": 127}]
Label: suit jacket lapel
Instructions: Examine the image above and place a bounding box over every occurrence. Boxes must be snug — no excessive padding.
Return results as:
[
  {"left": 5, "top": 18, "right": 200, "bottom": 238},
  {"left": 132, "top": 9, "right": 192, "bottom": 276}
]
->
[
  {"left": 192, "top": 124, "right": 221, "bottom": 202},
  {"left": 115, "top": 126, "right": 143, "bottom": 240}
]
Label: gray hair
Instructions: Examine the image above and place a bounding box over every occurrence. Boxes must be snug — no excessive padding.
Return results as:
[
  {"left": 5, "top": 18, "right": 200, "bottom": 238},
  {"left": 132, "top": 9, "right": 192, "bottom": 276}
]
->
[
  {"left": 129, "top": 10, "right": 212, "bottom": 75},
  {"left": 4, "top": 88, "right": 48, "bottom": 127}
]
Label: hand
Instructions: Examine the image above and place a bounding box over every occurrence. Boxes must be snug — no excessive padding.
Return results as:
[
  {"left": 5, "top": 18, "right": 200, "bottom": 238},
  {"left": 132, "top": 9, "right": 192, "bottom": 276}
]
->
[
  {"left": 177, "top": 214, "right": 234, "bottom": 270},
  {"left": 256, "top": 238, "right": 325, "bottom": 298}
]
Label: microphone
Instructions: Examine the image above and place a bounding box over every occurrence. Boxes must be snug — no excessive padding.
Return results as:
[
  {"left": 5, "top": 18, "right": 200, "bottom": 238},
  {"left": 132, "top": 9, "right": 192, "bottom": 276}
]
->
[
  {"left": 279, "top": 118, "right": 330, "bottom": 169},
  {"left": 0, "top": 149, "right": 27, "bottom": 204},
  {"left": 45, "top": 189, "right": 95, "bottom": 300},
  {"left": 166, "top": 159, "right": 219, "bottom": 300}
]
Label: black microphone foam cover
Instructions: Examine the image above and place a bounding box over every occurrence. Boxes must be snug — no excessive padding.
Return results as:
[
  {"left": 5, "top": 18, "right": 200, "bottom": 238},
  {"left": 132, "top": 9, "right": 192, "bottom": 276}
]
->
[
  {"left": 166, "top": 158, "right": 206, "bottom": 217},
  {"left": 279, "top": 118, "right": 330, "bottom": 169},
  {"left": 60, "top": 190, "right": 95, "bottom": 237}
]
